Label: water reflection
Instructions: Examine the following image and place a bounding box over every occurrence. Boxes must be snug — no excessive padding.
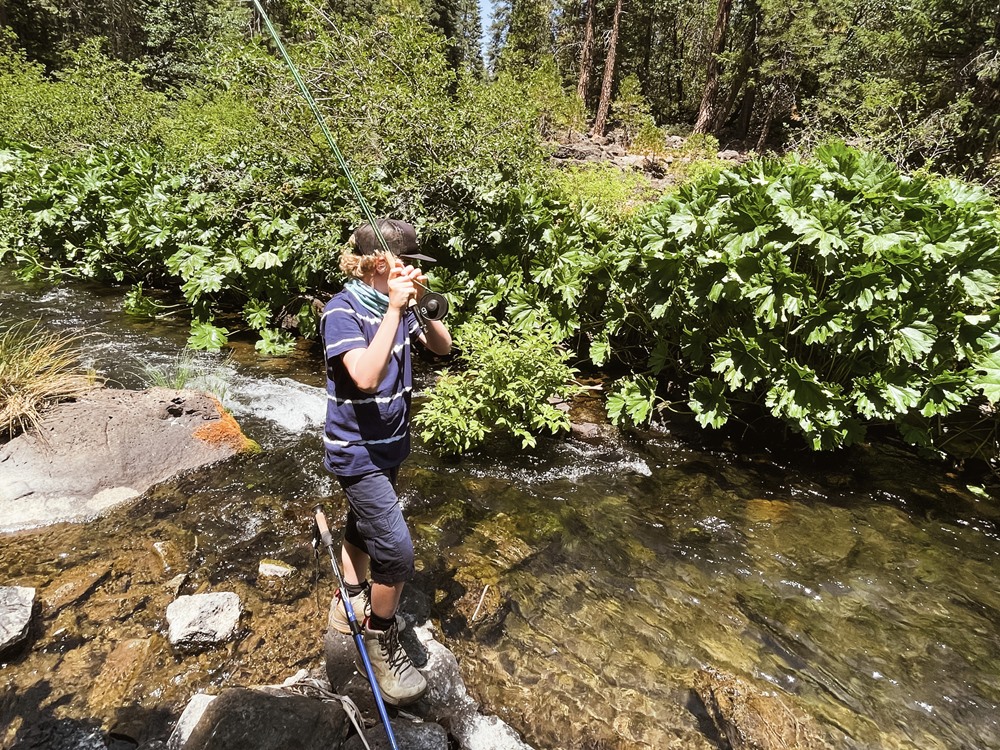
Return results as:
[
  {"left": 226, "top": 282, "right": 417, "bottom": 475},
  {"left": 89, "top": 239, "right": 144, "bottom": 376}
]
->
[{"left": 2, "top": 270, "right": 999, "bottom": 750}]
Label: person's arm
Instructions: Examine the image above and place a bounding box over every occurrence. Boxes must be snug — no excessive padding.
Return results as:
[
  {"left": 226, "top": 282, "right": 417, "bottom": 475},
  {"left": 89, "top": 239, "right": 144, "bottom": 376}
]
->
[
  {"left": 418, "top": 317, "right": 452, "bottom": 356},
  {"left": 341, "top": 265, "right": 414, "bottom": 393},
  {"left": 409, "top": 264, "right": 452, "bottom": 356}
]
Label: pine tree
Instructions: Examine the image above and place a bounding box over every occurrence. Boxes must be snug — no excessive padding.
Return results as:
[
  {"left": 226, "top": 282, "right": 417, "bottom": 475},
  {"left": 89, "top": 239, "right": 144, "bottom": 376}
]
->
[
  {"left": 456, "top": 0, "right": 486, "bottom": 74},
  {"left": 692, "top": 0, "right": 733, "bottom": 133},
  {"left": 490, "top": 0, "right": 554, "bottom": 69},
  {"left": 591, "top": 0, "right": 623, "bottom": 135}
]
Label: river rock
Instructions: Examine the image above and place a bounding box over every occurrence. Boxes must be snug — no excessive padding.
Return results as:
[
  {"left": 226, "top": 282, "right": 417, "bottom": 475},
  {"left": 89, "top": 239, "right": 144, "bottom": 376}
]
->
[
  {"left": 693, "top": 667, "right": 831, "bottom": 750},
  {"left": 257, "top": 559, "right": 295, "bottom": 578},
  {"left": 167, "top": 694, "right": 217, "bottom": 750},
  {"left": 174, "top": 688, "right": 351, "bottom": 750},
  {"left": 342, "top": 720, "right": 448, "bottom": 750},
  {"left": 0, "top": 387, "right": 257, "bottom": 532},
  {"left": 414, "top": 628, "right": 533, "bottom": 750},
  {"left": 167, "top": 592, "right": 242, "bottom": 653},
  {"left": 0, "top": 585, "right": 35, "bottom": 656}
]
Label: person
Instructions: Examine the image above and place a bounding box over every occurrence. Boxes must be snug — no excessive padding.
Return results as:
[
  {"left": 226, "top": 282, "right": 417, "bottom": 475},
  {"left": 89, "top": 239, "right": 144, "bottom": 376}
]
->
[{"left": 321, "top": 218, "right": 452, "bottom": 706}]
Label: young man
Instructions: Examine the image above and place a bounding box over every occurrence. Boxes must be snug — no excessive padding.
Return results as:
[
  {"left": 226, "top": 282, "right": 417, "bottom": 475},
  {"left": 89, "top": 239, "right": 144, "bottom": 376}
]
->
[{"left": 321, "top": 218, "right": 451, "bottom": 706}]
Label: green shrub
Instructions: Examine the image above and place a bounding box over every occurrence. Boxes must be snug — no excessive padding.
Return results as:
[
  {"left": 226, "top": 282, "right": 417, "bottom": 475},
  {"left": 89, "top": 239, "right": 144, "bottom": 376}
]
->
[
  {"left": 551, "top": 163, "right": 659, "bottom": 223},
  {"left": 612, "top": 74, "right": 661, "bottom": 151},
  {"left": 414, "top": 318, "right": 583, "bottom": 455},
  {"left": 0, "top": 38, "right": 165, "bottom": 153},
  {"left": 433, "top": 180, "right": 628, "bottom": 343},
  {"left": 519, "top": 56, "right": 588, "bottom": 138},
  {"left": 0, "top": 145, "right": 353, "bottom": 351},
  {"left": 613, "top": 141, "right": 1000, "bottom": 451}
]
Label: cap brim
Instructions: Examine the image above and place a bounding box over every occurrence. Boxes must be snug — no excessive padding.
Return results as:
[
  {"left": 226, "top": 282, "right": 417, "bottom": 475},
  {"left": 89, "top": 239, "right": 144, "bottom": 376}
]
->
[{"left": 398, "top": 251, "right": 437, "bottom": 263}]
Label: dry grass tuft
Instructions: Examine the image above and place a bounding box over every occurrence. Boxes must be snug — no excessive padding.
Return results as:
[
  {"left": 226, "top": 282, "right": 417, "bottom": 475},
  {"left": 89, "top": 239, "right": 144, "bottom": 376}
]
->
[{"left": 0, "top": 320, "right": 102, "bottom": 441}]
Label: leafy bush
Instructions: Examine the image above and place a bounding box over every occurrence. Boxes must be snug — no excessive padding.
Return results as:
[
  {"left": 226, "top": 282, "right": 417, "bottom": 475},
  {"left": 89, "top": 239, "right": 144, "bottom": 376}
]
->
[
  {"left": 413, "top": 318, "right": 582, "bottom": 455},
  {"left": 0, "top": 146, "right": 352, "bottom": 351},
  {"left": 612, "top": 74, "right": 662, "bottom": 151},
  {"left": 280, "top": 16, "right": 551, "bottom": 200},
  {"left": 0, "top": 38, "right": 165, "bottom": 153},
  {"left": 614, "top": 141, "right": 1000, "bottom": 451},
  {"left": 0, "top": 320, "right": 100, "bottom": 440},
  {"left": 433, "top": 180, "right": 627, "bottom": 343},
  {"left": 551, "top": 163, "right": 659, "bottom": 224}
]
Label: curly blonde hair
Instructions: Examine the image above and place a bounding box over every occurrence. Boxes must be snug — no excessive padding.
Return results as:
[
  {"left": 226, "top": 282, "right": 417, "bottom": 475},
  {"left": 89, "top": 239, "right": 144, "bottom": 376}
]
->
[{"left": 338, "top": 235, "right": 393, "bottom": 279}]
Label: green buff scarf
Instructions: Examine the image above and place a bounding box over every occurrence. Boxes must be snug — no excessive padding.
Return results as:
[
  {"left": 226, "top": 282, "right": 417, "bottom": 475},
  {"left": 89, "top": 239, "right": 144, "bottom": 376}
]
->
[{"left": 345, "top": 278, "right": 389, "bottom": 316}]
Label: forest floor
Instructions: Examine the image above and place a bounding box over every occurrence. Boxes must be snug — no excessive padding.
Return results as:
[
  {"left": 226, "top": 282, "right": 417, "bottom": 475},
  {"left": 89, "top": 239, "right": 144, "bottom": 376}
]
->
[{"left": 547, "top": 128, "right": 748, "bottom": 192}]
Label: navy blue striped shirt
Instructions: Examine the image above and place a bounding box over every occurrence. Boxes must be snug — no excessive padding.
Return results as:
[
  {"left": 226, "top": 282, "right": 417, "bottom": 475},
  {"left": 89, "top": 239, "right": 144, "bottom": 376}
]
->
[{"left": 321, "top": 289, "right": 421, "bottom": 477}]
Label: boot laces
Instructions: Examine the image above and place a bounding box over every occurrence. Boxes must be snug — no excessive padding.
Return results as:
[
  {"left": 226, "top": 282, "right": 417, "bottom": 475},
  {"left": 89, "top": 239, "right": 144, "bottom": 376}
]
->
[{"left": 378, "top": 623, "right": 409, "bottom": 675}]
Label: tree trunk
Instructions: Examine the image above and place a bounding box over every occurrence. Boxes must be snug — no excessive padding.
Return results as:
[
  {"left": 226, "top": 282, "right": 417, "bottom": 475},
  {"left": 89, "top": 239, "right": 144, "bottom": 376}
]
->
[
  {"left": 640, "top": 3, "right": 654, "bottom": 84},
  {"left": 719, "top": 0, "right": 760, "bottom": 137},
  {"left": 576, "top": 0, "right": 597, "bottom": 105},
  {"left": 591, "top": 0, "right": 624, "bottom": 137},
  {"left": 737, "top": 81, "right": 757, "bottom": 139},
  {"left": 755, "top": 82, "right": 779, "bottom": 152},
  {"left": 674, "top": 23, "right": 684, "bottom": 113},
  {"left": 693, "top": 0, "right": 734, "bottom": 134}
]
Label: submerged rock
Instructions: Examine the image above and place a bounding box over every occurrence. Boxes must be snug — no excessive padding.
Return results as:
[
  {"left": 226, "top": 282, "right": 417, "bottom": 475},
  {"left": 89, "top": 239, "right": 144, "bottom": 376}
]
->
[
  {"left": 0, "top": 585, "right": 35, "bottom": 656},
  {"left": 257, "top": 559, "right": 295, "bottom": 578},
  {"left": 0, "top": 387, "right": 258, "bottom": 532},
  {"left": 693, "top": 667, "right": 834, "bottom": 750},
  {"left": 167, "top": 592, "right": 242, "bottom": 653}
]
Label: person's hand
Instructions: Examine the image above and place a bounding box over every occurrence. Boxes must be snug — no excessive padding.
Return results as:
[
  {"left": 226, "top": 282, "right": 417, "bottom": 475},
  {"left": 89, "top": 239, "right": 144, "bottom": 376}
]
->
[
  {"left": 406, "top": 264, "right": 428, "bottom": 301},
  {"left": 386, "top": 260, "right": 421, "bottom": 310}
]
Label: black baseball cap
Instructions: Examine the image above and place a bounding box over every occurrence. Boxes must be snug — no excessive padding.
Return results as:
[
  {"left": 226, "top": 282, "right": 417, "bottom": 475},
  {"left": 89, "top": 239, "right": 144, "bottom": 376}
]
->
[{"left": 350, "top": 219, "right": 436, "bottom": 263}]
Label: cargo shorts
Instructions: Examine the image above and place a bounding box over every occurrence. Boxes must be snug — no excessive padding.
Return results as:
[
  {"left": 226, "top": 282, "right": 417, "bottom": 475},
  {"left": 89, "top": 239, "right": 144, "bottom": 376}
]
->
[{"left": 338, "top": 467, "right": 415, "bottom": 585}]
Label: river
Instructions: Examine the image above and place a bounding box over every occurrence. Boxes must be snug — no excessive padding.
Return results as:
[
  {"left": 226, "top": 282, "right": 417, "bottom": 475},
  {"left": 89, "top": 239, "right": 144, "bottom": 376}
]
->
[{"left": 2, "top": 270, "right": 999, "bottom": 749}]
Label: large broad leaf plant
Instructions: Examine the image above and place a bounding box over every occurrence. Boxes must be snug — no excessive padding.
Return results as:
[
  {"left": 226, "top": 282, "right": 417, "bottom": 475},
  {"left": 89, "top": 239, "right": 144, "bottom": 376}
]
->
[{"left": 626, "top": 142, "right": 1000, "bottom": 450}]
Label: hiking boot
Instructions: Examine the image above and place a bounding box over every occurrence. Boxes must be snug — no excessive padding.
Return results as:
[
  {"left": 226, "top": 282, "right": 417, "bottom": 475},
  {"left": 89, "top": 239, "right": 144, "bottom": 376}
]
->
[
  {"left": 329, "top": 586, "right": 406, "bottom": 635},
  {"left": 358, "top": 619, "right": 427, "bottom": 706}
]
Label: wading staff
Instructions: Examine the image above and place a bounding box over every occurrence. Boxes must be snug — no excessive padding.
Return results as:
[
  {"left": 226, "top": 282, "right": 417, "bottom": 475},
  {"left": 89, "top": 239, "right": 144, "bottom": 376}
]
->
[
  {"left": 313, "top": 505, "right": 401, "bottom": 750},
  {"left": 248, "top": 0, "right": 450, "bottom": 332}
]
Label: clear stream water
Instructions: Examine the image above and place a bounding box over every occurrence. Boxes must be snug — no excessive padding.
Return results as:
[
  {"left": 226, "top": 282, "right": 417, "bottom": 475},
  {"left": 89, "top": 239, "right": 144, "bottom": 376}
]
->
[{"left": 1, "top": 271, "right": 999, "bottom": 749}]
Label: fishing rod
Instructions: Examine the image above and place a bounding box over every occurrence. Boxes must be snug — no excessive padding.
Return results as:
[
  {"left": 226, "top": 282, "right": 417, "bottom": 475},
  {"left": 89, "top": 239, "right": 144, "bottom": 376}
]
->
[
  {"left": 313, "top": 504, "right": 401, "bottom": 750},
  {"left": 249, "top": 0, "right": 449, "bottom": 331}
]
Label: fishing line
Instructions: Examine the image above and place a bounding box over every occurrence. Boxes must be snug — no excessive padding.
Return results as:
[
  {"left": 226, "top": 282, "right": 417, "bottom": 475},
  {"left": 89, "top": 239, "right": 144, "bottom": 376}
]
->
[
  {"left": 249, "top": 0, "right": 392, "bottom": 256},
  {"left": 250, "top": 0, "right": 451, "bottom": 328}
]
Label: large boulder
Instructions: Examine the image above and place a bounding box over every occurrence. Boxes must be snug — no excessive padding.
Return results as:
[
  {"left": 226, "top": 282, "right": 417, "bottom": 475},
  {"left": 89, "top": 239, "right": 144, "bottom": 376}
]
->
[
  {"left": 171, "top": 688, "right": 351, "bottom": 750},
  {"left": 0, "top": 585, "right": 35, "bottom": 656},
  {"left": 0, "top": 387, "right": 257, "bottom": 532}
]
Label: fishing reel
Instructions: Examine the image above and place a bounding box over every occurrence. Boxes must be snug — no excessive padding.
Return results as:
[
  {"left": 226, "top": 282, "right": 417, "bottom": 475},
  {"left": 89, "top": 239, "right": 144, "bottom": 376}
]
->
[
  {"left": 415, "top": 291, "right": 449, "bottom": 322},
  {"left": 411, "top": 283, "right": 450, "bottom": 331}
]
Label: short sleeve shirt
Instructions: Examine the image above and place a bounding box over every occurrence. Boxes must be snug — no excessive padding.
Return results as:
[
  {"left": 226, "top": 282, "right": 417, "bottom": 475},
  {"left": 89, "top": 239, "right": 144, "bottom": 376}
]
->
[{"left": 321, "top": 289, "right": 422, "bottom": 477}]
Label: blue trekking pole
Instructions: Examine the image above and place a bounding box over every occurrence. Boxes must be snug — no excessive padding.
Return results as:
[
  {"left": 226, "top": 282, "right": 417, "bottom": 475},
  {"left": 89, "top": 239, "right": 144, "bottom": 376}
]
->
[{"left": 313, "top": 505, "right": 401, "bottom": 750}]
